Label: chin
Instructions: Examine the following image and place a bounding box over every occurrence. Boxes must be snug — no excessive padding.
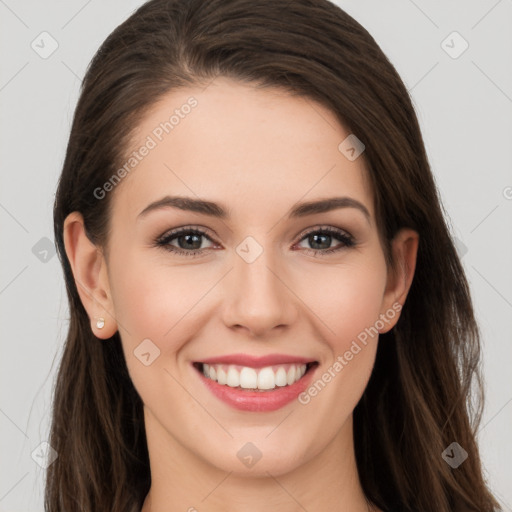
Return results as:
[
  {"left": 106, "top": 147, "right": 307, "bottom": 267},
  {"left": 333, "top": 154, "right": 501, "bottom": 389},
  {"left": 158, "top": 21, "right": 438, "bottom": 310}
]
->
[{"left": 196, "top": 433, "right": 316, "bottom": 478}]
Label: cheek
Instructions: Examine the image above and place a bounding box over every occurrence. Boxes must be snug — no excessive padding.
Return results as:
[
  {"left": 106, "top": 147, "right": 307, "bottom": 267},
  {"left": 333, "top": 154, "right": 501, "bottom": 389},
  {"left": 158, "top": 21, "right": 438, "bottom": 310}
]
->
[
  {"left": 108, "top": 249, "right": 220, "bottom": 352},
  {"left": 296, "top": 256, "right": 388, "bottom": 351},
  {"left": 297, "top": 275, "right": 383, "bottom": 434},
  {"left": 107, "top": 252, "right": 205, "bottom": 399},
  {"left": 293, "top": 254, "right": 387, "bottom": 414}
]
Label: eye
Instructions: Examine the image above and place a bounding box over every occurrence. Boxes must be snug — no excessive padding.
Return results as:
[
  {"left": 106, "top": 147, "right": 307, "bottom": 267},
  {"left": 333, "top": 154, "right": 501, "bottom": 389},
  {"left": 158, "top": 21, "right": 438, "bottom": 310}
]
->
[
  {"left": 154, "top": 225, "right": 356, "bottom": 258},
  {"left": 155, "top": 226, "right": 218, "bottom": 257},
  {"left": 294, "top": 226, "right": 356, "bottom": 255}
]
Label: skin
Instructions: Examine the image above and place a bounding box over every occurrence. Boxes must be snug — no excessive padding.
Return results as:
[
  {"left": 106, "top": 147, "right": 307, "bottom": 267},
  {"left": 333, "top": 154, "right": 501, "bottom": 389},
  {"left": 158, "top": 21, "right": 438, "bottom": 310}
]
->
[{"left": 64, "top": 77, "right": 419, "bottom": 512}]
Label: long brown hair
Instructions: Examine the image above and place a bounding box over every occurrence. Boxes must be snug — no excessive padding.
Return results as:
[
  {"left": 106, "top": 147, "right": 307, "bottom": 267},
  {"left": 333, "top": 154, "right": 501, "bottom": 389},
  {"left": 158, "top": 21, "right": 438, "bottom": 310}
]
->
[{"left": 48, "top": 0, "right": 500, "bottom": 510}]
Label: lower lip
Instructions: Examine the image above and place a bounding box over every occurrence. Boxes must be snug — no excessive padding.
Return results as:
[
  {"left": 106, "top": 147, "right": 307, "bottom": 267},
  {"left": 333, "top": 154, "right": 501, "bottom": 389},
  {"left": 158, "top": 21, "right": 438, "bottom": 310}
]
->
[{"left": 195, "top": 364, "right": 318, "bottom": 412}]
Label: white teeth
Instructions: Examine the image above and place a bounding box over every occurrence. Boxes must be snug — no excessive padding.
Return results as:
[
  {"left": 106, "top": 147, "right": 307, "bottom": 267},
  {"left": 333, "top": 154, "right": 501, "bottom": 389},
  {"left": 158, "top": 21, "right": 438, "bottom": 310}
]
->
[
  {"left": 275, "top": 367, "right": 287, "bottom": 387},
  {"left": 226, "top": 366, "right": 240, "bottom": 387},
  {"left": 200, "top": 362, "right": 309, "bottom": 390},
  {"left": 257, "top": 367, "right": 275, "bottom": 389},
  {"left": 239, "top": 367, "right": 258, "bottom": 389},
  {"left": 217, "top": 367, "right": 227, "bottom": 385},
  {"left": 286, "top": 365, "right": 296, "bottom": 385}
]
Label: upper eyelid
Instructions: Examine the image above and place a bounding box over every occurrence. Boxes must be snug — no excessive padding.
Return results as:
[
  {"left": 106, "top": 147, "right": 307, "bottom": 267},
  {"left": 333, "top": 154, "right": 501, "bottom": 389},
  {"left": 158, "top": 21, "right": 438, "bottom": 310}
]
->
[
  {"left": 157, "top": 225, "right": 216, "bottom": 241},
  {"left": 295, "top": 224, "right": 353, "bottom": 240},
  {"left": 157, "top": 225, "right": 353, "bottom": 246}
]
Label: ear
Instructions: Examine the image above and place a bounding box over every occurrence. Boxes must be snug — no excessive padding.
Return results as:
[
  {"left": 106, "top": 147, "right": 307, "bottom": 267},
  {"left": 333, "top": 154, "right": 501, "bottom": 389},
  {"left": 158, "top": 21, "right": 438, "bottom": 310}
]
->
[
  {"left": 63, "top": 211, "right": 118, "bottom": 339},
  {"left": 378, "top": 227, "right": 419, "bottom": 333}
]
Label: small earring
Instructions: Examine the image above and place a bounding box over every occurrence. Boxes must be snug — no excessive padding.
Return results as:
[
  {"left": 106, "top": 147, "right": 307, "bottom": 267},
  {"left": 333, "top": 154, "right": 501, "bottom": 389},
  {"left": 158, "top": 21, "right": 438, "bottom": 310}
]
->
[{"left": 96, "top": 317, "right": 105, "bottom": 329}]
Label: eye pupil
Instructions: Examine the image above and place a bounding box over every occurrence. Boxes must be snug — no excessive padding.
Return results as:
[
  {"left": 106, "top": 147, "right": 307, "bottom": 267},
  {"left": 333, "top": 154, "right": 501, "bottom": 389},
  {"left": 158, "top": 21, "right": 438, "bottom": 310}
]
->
[
  {"left": 310, "top": 233, "right": 331, "bottom": 250},
  {"left": 157, "top": 226, "right": 352, "bottom": 257},
  {"left": 179, "top": 233, "right": 202, "bottom": 250}
]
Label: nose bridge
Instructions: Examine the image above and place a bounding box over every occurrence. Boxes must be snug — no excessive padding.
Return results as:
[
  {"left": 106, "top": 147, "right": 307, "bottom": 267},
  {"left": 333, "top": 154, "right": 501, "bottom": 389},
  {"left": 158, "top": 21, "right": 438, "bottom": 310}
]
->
[{"left": 223, "top": 234, "right": 295, "bottom": 334}]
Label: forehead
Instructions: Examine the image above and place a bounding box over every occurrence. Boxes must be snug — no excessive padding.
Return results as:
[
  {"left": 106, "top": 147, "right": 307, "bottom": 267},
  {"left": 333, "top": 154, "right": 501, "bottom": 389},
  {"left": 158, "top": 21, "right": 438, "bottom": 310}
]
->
[{"left": 110, "top": 77, "right": 374, "bottom": 225}]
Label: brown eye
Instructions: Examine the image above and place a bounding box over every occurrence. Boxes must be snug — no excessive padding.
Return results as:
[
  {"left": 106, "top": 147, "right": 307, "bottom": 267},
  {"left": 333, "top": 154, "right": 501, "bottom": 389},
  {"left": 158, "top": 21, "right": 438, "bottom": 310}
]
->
[
  {"left": 155, "top": 228, "right": 217, "bottom": 257},
  {"left": 295, "top": 226, "right": 355, "bottom": 255}
]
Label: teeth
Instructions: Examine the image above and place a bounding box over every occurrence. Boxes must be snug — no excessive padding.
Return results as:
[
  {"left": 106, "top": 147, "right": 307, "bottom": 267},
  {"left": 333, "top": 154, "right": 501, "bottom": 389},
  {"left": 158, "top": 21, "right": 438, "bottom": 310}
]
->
[
  {"left": 275, "top": 367, "right": 287, "bottom": 387},
  {"left": 200, "top": 363, "right": 308, "bottom": 390},
  {"left": 239, "top": 367, "right": 258, "bottom": 389},
  {"left": 227, "top": 366, "right": 240, "bottom": 387},
  {"left": 258, "top": 367, "right": 275, "bottom": 389},
  {"left": 286, "top": 365, "right": 296, "bottom": 385},
  {"left": 217, "top": 367, "right": 227, "bottom": 385}
]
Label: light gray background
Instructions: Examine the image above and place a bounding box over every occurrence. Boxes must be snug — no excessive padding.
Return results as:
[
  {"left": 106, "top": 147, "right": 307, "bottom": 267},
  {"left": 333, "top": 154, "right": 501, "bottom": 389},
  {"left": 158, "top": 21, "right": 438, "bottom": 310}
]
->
[{"left": 1, "top": 1, "right": 511, "bottom": 510}]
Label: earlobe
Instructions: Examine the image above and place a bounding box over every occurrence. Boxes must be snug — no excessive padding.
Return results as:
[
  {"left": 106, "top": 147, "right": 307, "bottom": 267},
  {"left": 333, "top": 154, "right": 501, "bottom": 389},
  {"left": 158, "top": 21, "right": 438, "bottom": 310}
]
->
[
  {"left": 379, "top": 228, "right": 419, "bottom": 333},
  {"left": 63, "top": 212, "right": 118, "bottom": 339}
]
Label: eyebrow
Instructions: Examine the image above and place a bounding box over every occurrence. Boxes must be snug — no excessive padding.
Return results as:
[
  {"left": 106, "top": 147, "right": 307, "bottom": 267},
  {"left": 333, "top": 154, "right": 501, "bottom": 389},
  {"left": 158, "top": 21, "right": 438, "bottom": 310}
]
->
[{"left": 137, "top": 195, "right": 371, "bottom": 224}]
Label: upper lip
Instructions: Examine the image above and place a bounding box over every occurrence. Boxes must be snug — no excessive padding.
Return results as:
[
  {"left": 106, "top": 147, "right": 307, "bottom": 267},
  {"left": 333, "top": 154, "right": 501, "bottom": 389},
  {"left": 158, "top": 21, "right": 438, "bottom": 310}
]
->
[{"left": 197, "top": 353, "right": 317, "bottom": 368}]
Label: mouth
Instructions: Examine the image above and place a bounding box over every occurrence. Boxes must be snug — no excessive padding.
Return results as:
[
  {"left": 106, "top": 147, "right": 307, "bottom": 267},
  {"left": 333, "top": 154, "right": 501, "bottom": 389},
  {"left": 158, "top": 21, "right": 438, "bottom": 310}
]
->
[
  {"left": 192, "top": 356, "right": 319, "bottom": 412},
  {"left": 192, "top": 361, "right": 319, "bottom": 392}
]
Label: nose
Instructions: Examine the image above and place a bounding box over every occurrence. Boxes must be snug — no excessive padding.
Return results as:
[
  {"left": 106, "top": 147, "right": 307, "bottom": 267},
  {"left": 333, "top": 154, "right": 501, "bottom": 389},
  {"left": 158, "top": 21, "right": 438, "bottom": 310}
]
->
[{"left": 221, "top": 242, "right": 298, "bottom": 338}]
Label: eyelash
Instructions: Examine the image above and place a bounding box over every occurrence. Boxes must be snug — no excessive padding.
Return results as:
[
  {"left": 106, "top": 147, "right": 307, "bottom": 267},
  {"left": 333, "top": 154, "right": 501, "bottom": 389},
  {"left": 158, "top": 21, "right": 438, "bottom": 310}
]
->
[{"left": 154, "top": 225, "right": 356, "bottom": 258}]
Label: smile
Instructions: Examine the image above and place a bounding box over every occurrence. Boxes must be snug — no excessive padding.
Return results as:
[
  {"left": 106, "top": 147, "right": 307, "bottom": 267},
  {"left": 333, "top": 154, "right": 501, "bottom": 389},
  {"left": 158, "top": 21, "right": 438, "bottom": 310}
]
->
[
  {"left": 192, "top": 355, "right": 319, "bottom": 412},
  {"left": 196, "top": 362, "right": 314, "bottom": 391}
]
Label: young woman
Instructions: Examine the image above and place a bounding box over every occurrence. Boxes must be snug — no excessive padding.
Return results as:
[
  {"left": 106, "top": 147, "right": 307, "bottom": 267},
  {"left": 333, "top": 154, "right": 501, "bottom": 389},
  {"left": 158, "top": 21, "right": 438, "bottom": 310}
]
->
[{"left": 47, "top": 0, "right": 500, "bottom": 510}]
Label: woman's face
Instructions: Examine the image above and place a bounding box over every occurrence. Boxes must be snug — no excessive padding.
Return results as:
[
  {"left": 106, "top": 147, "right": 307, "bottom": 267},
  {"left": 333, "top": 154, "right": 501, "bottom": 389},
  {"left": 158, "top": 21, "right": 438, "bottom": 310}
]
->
[{"left": 73, "top": 77, "right": 418, "bottom": 477}]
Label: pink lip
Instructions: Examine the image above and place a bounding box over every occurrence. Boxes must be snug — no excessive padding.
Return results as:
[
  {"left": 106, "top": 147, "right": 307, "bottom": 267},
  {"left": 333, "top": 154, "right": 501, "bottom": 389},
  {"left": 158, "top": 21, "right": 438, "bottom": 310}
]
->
[
  {"left": 194, "top": 360, "right": 318, "bottom": 412},
  {"left": 198, "top": 353, "right": 315, "bottom": 368}
]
